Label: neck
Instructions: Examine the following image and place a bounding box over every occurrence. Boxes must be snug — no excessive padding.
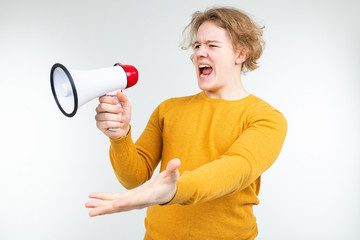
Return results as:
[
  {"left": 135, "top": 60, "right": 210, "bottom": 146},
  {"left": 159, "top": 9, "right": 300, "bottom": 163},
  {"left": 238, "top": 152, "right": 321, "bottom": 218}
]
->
[{"left": 205, "top": 75, "right": 249, "bottom": 100}]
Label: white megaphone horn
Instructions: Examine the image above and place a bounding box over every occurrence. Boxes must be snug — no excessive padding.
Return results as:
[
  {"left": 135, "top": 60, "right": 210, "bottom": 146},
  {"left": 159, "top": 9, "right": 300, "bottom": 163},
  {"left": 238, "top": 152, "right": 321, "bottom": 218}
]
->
[{"left": 50, "top": 62, "right": 138, "bottom": 118}]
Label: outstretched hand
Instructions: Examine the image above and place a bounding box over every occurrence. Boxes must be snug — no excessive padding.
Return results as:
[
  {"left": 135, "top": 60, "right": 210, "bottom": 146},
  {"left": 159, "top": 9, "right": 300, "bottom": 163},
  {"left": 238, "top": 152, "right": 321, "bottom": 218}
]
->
[{"left": 85, "top": 158, "right": 181, "bottom": 217}]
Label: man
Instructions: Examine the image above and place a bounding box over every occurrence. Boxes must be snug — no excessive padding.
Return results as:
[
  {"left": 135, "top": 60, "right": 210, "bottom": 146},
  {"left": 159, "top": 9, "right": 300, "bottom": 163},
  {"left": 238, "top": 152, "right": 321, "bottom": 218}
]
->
[{"left": 86, "top": 7, "right": 287, "bottom": 240}]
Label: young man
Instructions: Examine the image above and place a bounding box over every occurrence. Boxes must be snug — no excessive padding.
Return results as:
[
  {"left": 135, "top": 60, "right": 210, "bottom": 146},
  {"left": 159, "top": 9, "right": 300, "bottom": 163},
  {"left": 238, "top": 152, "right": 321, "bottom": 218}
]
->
[{"left": 86, "top": 7, "right": 287, "bottom": 240}]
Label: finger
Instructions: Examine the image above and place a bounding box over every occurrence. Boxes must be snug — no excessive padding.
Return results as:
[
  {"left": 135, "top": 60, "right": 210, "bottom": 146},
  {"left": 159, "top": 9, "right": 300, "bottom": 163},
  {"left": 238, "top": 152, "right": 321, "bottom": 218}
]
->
[
  {"left": 166, "top": 158, "right": 181, "bottom": 180},
  {"left": 89, "top": 192, "right": 123, "bottom": 200},
  {"left": 89, "top": 206, "right": 106, "bottom": 217},
  {"left": 96, "top": 120, "right": 123, "bottom": 131},
  {"left": 99, "top": 95, "right": 119, "bottom": 105},
  {"left": 116, "top": 91, "right": 131, "bottom": 109},
  {"left": 95, "top": 113, "right": 124, "bottom": 122},
  {"left": 96, "top": 103, "right": 121, "bottom": 114},
  {"left": 89, "top": 204, "right": 118, "bottom": 217},
  {"left": 85, "top": 200, "right": 107, "bottom": 208}
]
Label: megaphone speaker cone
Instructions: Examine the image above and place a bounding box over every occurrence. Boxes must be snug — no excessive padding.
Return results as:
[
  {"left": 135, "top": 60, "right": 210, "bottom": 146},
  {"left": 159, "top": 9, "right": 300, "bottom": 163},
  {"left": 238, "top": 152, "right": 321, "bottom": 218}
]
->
[{"left": 50, "top": 63, "right": 78, "bottom": 117}]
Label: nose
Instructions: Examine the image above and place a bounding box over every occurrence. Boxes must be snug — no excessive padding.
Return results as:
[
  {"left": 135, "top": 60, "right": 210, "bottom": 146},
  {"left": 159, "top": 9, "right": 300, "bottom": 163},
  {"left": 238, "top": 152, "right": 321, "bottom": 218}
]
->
[{"left": 194, "top": 46, "right": 208, "bottom": 58}]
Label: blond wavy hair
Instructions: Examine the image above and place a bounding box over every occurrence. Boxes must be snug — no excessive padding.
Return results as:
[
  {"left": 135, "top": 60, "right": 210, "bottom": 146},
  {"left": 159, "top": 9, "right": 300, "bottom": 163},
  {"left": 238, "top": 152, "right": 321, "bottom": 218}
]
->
[{"left": 181, "top": 7, "right": 265, "bottom": 74}]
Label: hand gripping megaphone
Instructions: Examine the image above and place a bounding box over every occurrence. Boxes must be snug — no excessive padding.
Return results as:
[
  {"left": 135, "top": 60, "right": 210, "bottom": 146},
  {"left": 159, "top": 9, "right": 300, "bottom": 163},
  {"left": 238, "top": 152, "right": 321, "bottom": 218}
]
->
[{"left": 50, "top": 63, "right": 138, "bottom": 118}]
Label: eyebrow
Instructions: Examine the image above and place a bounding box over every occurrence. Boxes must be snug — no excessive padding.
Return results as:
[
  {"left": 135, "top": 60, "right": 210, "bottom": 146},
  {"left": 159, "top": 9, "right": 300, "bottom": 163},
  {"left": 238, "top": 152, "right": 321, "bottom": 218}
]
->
[{"left": 193, "top": 40, "right": 221, "bottom": 45}]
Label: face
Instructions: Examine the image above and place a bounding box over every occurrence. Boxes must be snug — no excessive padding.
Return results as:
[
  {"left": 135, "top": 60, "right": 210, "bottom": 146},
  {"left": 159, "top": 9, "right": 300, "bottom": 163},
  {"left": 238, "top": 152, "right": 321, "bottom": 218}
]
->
[{"left": 193, "top": 21, "right": 245, "bottom": 96}]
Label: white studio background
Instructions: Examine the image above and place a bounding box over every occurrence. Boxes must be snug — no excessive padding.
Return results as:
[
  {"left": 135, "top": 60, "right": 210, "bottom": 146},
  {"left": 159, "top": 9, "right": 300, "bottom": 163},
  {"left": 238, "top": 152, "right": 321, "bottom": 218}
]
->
[{"left": 0, "top": 0, "right": 359, "bottom": 239}]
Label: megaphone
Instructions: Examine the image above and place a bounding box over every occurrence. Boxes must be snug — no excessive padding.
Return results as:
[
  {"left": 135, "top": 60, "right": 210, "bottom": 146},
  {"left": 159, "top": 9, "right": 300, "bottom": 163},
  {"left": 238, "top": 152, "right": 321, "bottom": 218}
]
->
[{"left": 50, "top": 63, "right": 138, "bottom": 117}]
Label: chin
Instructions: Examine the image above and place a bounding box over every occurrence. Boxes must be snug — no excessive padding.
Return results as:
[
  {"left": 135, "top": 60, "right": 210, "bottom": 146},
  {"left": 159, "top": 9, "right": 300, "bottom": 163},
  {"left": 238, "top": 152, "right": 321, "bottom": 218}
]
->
[
  {"left": 198, "top": 83, "right": 215, "bottom": 92},
  {"left": 197, "top": 78, "right": 216, "bottom": 91}
]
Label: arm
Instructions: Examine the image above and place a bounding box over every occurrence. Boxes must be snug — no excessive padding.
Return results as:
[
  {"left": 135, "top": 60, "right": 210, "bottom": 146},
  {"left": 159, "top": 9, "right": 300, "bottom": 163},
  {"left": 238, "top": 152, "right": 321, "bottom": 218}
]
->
[
  {"left": 95, "top": 91, "right": 163, "bottom": 189},
  {"left": 86, "top": 102, "right": 287, "bottom": 216},
  {"left": 166, "top": 108, "right": 288, "bottom": 205},
  {"left": 108, "top": 96, "right": 164, "bottom": 189},
  {"left": 85, "top": 158, "right": 180, "bottom": 217}
]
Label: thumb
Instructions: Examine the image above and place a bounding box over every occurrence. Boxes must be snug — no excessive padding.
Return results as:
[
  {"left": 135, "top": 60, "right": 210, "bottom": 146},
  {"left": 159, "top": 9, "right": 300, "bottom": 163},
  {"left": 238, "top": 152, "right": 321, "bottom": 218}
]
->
[
  {"left": 116, "top": 91, "right": 131, "bottom": 109},
  {"left": 166, "top": 158, "right": 181, "bottom": 181}
]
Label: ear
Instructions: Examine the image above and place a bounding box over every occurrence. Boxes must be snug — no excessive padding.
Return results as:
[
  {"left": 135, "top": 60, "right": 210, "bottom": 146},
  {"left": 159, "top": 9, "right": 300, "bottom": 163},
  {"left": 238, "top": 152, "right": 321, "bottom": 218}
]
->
[{"left": 235, "top": 49, "right": 247, "bottom": 65}]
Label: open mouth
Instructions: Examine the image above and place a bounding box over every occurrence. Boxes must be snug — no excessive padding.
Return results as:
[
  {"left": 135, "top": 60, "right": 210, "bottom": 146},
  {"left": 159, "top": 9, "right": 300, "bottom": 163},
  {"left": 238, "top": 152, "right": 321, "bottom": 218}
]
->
[{"left": 199, "top": 64, "right": 213, "bottom": 78}]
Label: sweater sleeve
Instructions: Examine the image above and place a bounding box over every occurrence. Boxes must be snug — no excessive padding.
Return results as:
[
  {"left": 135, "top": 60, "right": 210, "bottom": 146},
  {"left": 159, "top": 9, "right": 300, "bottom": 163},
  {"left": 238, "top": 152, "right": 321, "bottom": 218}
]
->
[
  {"left": 109, "top": 104, "right": 163, "bottom": 190},
  {"left": 166, "top": 106, "right": 288, "bottom": 205}
]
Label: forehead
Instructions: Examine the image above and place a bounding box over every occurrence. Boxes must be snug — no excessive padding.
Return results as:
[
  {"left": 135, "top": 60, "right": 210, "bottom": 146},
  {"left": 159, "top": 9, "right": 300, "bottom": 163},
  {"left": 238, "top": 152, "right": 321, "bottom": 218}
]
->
[{"left": 196, "top": 21, "right": 232, "bottom": 43}]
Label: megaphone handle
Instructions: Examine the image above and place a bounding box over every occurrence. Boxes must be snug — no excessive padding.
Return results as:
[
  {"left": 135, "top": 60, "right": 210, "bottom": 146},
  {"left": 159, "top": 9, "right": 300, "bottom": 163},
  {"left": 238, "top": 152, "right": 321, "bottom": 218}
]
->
[{"left": 106, "top": 91, "right": 122, "bottom": 132}]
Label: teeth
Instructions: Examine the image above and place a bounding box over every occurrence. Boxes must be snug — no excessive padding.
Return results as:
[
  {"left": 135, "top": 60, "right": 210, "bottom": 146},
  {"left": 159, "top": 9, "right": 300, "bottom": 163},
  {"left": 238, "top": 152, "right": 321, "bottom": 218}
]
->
[
  {"left": 200, "top": 74, "right": 208, "bottom": 77},
  {"left": 199, "top": 65, "right": 211, "bottom": 68}
]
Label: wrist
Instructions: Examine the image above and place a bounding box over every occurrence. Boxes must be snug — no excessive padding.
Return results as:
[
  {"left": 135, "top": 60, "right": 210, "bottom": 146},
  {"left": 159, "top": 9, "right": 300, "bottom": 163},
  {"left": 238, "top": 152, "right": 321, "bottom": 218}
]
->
[
  {"left": 117, "top": 125, "right": 130, "bottom": 139},
  {"left": 159, "top": 185, "right": 177, "bottom": 206},
  {"left": 109, "top": 125, "right": 131, "bottom": 140}
]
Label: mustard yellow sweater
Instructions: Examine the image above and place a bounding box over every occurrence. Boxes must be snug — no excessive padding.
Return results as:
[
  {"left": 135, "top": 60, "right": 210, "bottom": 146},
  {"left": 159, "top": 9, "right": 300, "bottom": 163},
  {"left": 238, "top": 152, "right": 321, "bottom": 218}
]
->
[{"left": 109, "top": 92, "right": 287, "bottom": 240}]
